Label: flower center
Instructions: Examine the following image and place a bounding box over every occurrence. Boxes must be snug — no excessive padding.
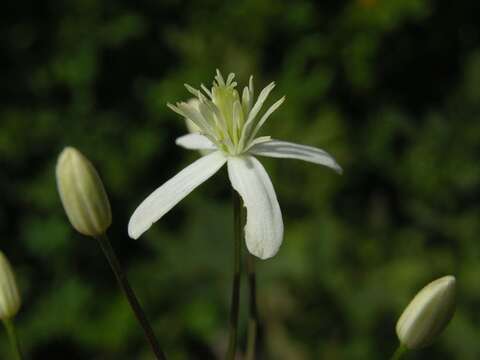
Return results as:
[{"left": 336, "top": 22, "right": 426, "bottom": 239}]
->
[{"left": 168, "top": 70, "right": 285, "bottom": 155}]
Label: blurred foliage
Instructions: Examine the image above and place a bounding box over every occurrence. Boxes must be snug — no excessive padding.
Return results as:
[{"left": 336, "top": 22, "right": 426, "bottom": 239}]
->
[{"left": 1, "top": 0, "right": 480, "bottom": 358}]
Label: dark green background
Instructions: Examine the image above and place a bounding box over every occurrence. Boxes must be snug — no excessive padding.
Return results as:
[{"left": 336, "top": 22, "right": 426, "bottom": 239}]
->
[{"left": 1, "top": 0, "right": 480, "bottom": 358}]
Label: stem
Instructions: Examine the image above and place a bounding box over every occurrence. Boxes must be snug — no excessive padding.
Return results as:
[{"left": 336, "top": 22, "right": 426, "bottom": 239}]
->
[
  {"left": 95, "top": 234, "right": 167, "bottom": 360},
  {"left": 226, "top": 190, "right": 243, "bottom": 360},
  {"left": 390, "top": 344, "right": 408, "bottom": 360},
  {"left": 245, "top": 253, "right": 259, "bottom": 360},
  {"left": 2, "top": 318, "right": 23, "bottom": 360}
]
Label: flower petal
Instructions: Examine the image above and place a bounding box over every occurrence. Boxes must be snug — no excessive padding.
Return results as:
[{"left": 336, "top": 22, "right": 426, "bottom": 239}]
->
[
  {"left": 175, "top": 133, "right": 216, "bottom": 150},
  {"left": 249, "top": 139, "right": 343, "bottom": 174},
  {"left": 227, "top": 156, "right": 283, "bottom": 260},
  {"left": 128, "top": 151, "right": 227, "bottom": 239}
]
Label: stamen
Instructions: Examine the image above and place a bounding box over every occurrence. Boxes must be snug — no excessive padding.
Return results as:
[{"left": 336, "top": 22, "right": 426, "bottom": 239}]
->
[
  {"left": 239, "top": 82, "right": 276, "bottom": 149},
  {"left": 242, "top": 87, "right": 251, "bottom": 114},
  {"left": 226, "top": 73, "right": 235, "bottom": 86},
  {"left": 201, "top": 84, "right": 212, "bottom": 98},
  {"left": 171, "top": 71, "right": 284, "bottom": 156},
  {"left": 184, "top": 84, "right": 206, "bottom": 101},
  {"left": 248, "top": 96, "right": 285, "bottom": 143},
  {"left": 215, "top": 69, "right": 225, "bottom": 86}
]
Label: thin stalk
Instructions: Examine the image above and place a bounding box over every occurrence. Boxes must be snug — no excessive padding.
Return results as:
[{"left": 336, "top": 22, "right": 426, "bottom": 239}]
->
[
  {"left": 245, "top": 253, "right": 259, "bottom": 360},
  {"left": 390, "top": 344, "right": 408, "bottom": 360},
  {"left": 95, "top": 233, "right": 167, "bottom": 360},
  {"left": 226, "top": 190, "right": 243, "bottom": 360},
  {"left": 2, "top": 318, "right": 23, "bottom": 360}
]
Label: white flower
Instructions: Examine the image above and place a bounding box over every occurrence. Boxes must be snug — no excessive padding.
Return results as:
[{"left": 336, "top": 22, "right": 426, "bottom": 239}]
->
[{"left": 128, "top": 70, "right": 342, "bottom": 259}]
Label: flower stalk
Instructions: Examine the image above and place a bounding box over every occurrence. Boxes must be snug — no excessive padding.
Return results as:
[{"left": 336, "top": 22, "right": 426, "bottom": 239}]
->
[
  {"left": 390, "top": 344, "right": 408, "bottom": 360},
  {"left": 226, "top": 190, "right": 243, "bottom": 360},
  {"left": 95, "top": 233, "right": 167, "bottom": 360},
  {"left": 2, "top": 319, "right": 23, "bottom": 360},
  {"left": 246, "top": 253, "right": 259, "bottom": 360}
]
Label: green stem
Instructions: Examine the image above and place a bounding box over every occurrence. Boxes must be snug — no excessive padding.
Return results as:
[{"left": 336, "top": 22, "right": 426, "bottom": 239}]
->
[
  {"left": 245, "top": 253, "right": 259, "bottom": 360},
  {"left": 226, "top": 190, "right": 243, "bottom": 360},
  {"left": 2, "top": 318, "right": 23, "bottom": 360},
  {"left": 390, "top": 344, "right": 408, "bottom": 360},
  {"left": 95, "top": 234, "right": 167, "bottom": 360}
]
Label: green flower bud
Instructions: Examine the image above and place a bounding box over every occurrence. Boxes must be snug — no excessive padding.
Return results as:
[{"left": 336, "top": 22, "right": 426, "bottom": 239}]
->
[
  {"left": 0, "top": 251, "right": 21, "bottom": 320},
  {"left": 396, "top": 275, "right": 456, "bottom": 349},
  {"left": 56, "top": 147, "right": 112, "bottom": 237}
]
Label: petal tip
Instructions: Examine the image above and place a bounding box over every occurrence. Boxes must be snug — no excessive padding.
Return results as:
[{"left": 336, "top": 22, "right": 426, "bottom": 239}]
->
[
  {"left": 247, "top": 242, "right": 280, "bottom": 260},
  {"left": 127, "top": 217, "right": 144, "bottom": 240}
]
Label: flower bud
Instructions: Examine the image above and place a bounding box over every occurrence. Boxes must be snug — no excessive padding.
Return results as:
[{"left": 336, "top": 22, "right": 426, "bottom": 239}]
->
[
  {"left": 0, "top": 251, "right": 21, "bottom": 320},
  {"left": 56, "top": 147, "right": 112, "bottom": 237},
  {"left": 396, "top": 275, "right": 456, "bottom": 349}
]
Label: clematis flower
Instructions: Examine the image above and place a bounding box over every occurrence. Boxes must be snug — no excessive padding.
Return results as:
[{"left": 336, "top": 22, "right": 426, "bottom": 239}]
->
[{"left": 128, "top": 70, "right": 341, "bottom": 259}]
